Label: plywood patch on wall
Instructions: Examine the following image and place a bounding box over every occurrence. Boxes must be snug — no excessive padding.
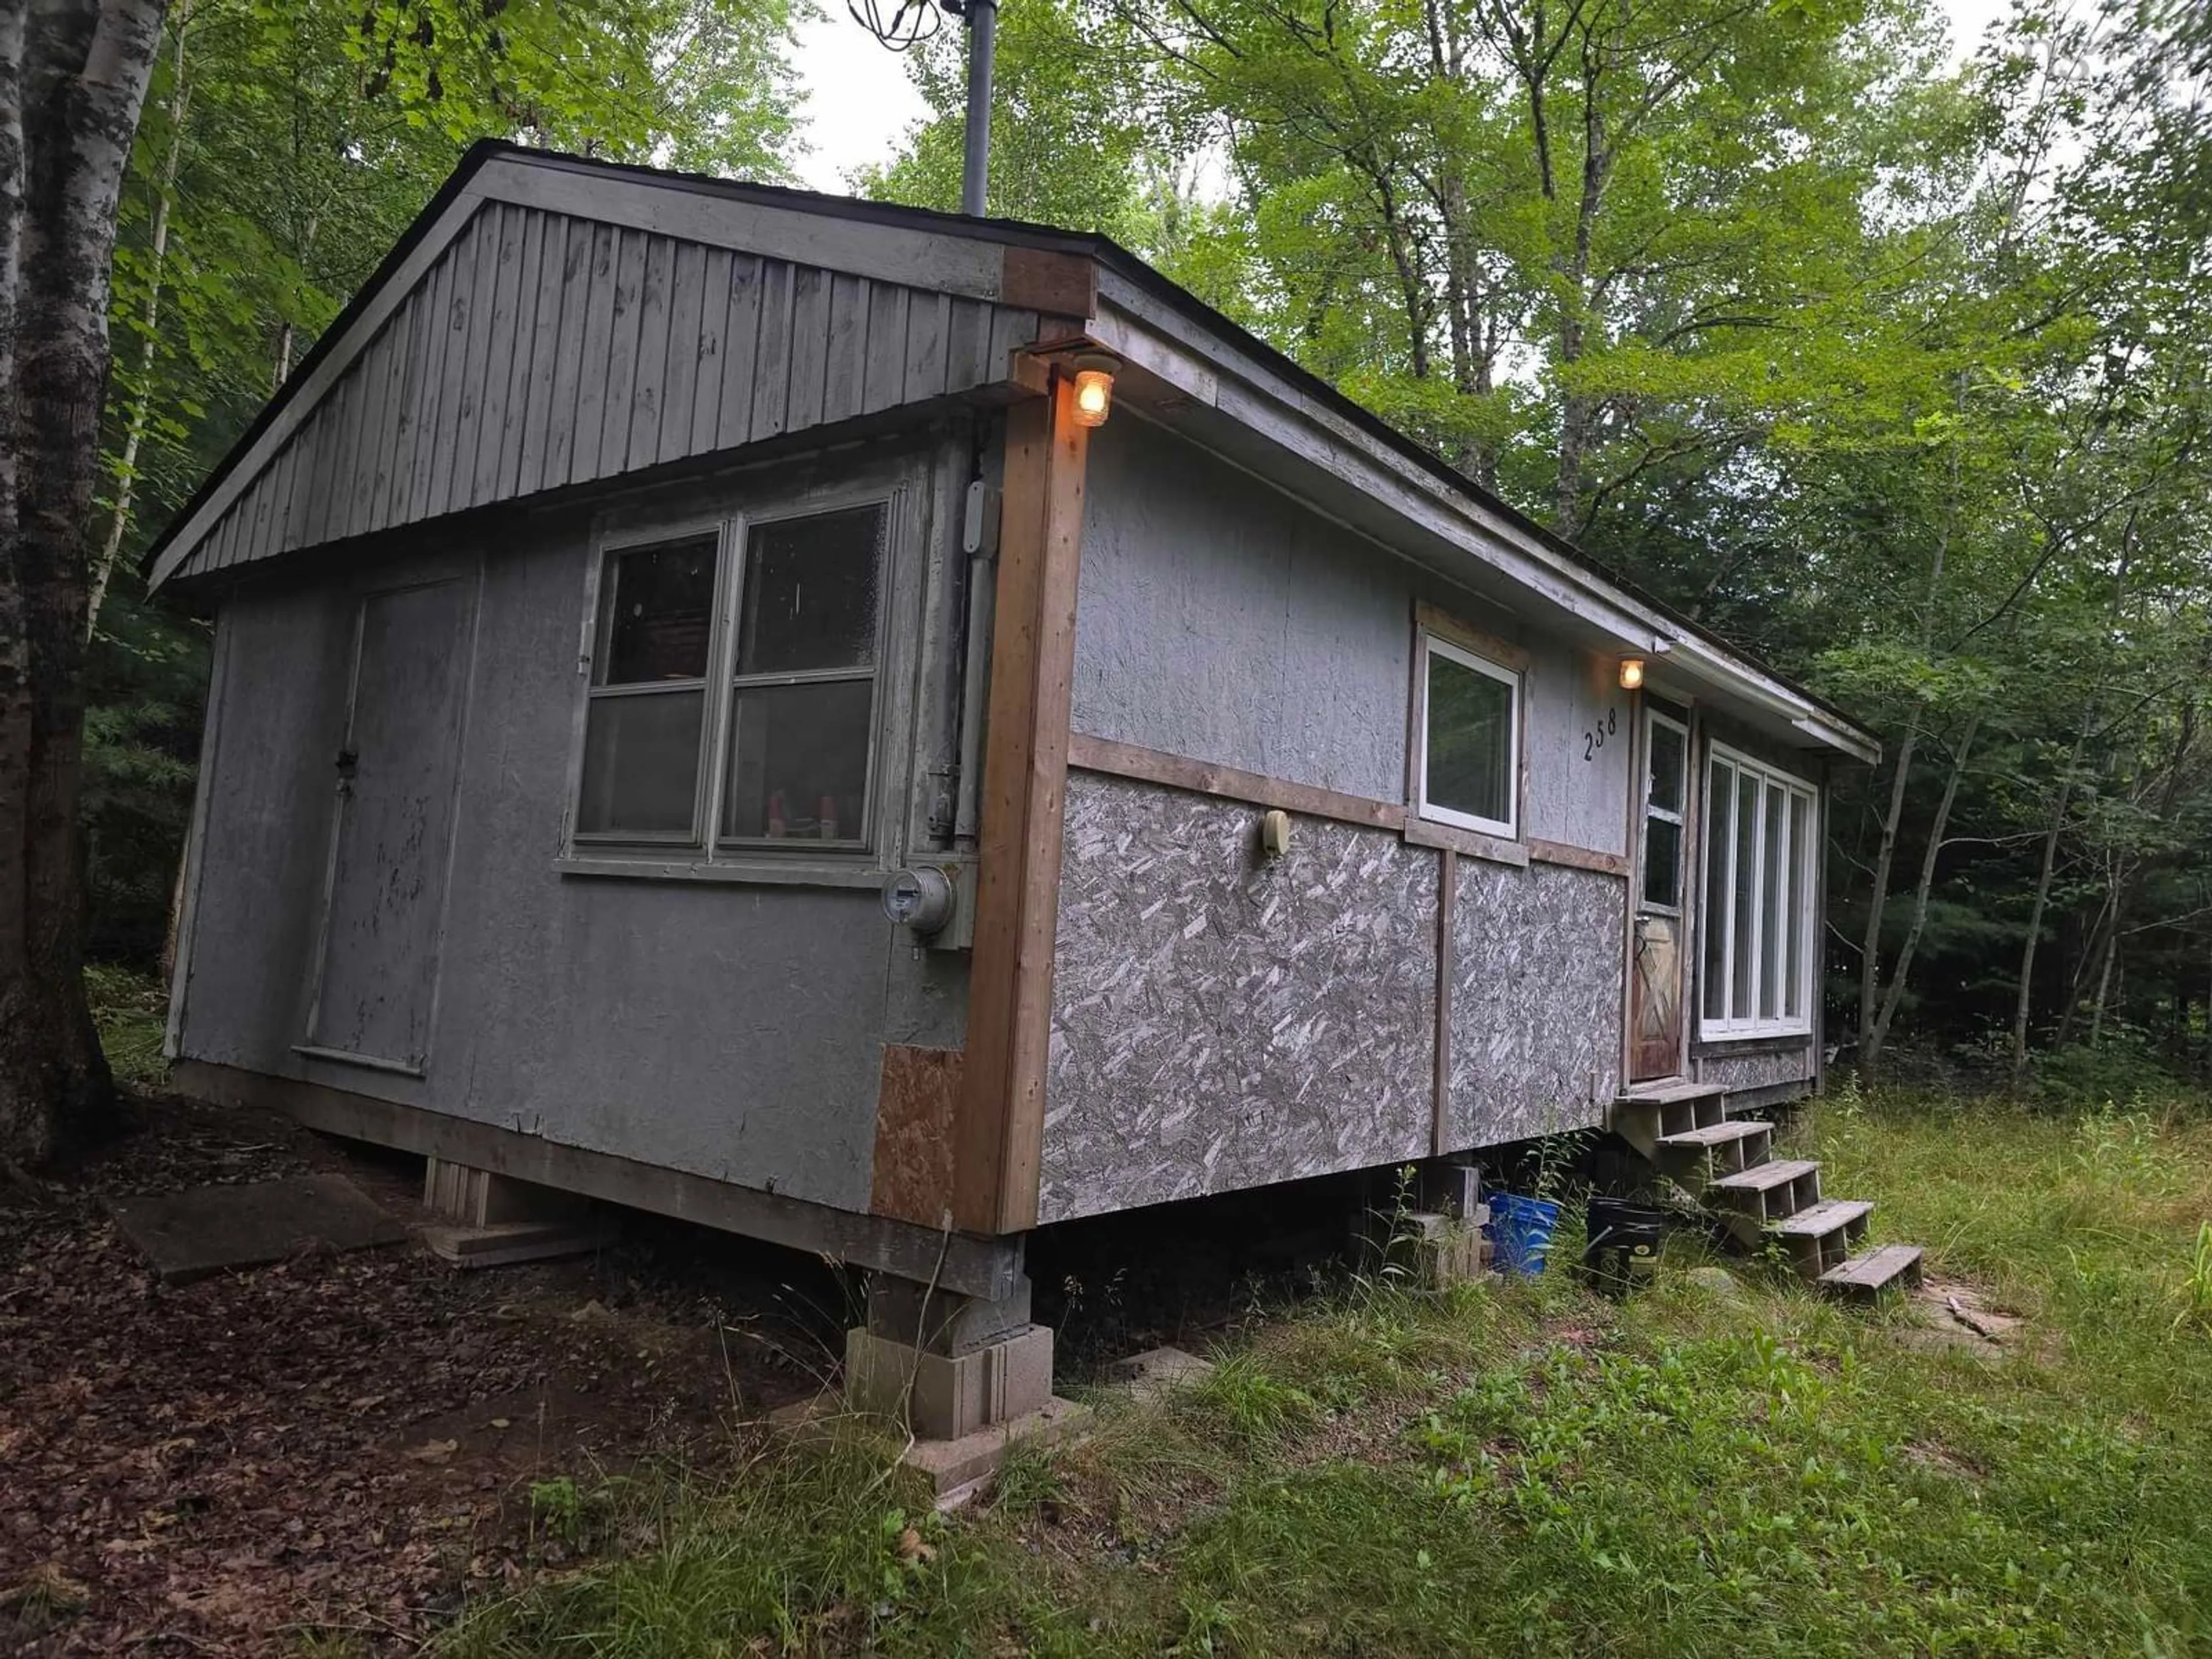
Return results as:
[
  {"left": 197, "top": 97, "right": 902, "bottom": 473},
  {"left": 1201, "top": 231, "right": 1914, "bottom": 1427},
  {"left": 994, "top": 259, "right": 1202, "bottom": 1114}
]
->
[
  {"left": 1039, "top": 770, "right": 1437, "bottom": 1225},
  {"left": 871, "top": 1044, "right": 964, "bottom": 1229},
  {"left": 1446, "top": 860, "right": 1625, "bottom": 1148}
]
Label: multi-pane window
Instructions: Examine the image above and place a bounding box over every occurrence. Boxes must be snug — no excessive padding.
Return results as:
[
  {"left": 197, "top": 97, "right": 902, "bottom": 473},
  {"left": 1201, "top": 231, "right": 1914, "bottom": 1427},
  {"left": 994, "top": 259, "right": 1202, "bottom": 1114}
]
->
[
  {"left": 1700, "top": 746, "right": 1816, "bottom": 1035},
  {"left": 1642, "top": 709, "right": 1687, "bottom": 910},
  {"left": 575, "top": 501, "right": 888, "bottom": 854},
  {"left": 1417, "top": 634, "right": 1520, "bottom": 839}
]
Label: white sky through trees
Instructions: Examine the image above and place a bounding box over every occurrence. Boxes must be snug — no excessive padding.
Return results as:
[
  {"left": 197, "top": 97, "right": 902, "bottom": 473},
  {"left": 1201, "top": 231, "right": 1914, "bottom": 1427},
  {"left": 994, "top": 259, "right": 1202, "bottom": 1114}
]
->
[{"left": 788, "top": 0, "right": 2017, "bottom": 193}]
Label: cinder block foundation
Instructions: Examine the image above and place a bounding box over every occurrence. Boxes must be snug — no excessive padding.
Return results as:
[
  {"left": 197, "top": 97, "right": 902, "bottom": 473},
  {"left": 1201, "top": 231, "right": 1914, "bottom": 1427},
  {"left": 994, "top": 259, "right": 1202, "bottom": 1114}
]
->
[
  {"left": 845, "top": 1273, "right": 1056, "bottom": 1442},
  {"left": 845, "top": 1322, "right": 1055, "bottom": 1441}
]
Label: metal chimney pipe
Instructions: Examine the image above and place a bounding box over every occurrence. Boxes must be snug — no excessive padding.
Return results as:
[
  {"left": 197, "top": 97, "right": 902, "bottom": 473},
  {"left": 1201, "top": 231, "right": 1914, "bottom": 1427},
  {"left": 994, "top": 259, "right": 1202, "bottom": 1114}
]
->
[{"left": 960, "top": 0, "right": 997, "bottom": 216}]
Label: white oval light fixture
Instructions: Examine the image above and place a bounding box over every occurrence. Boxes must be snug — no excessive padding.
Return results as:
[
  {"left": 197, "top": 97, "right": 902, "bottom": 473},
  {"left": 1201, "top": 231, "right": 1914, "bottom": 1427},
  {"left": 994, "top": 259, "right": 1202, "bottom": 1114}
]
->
[{"left": 1618, "top": 656, "right": 1646, "bottom": 691}]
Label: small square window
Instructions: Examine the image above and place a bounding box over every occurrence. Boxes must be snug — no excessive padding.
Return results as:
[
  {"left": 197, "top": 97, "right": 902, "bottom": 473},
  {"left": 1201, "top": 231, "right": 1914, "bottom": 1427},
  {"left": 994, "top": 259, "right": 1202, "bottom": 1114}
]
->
[
  {"left": 721, "top": 679, "right": 874, "bottom": 843},
  {"left": 600, "top": 534, "right": 718, "bottom": 684},
  {"left": 1418, "top": 635, "right": 1520, "bottom": 839},
  {"left": 737, "top": 507, "right": 884, "bottom": 675}
]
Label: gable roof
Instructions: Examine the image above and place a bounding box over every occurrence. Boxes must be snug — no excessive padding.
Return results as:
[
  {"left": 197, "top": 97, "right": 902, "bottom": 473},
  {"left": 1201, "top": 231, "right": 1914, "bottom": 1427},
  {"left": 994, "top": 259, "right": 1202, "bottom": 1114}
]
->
[{"left": 145, "top": 141, "right": 1874, "bottom": 762}]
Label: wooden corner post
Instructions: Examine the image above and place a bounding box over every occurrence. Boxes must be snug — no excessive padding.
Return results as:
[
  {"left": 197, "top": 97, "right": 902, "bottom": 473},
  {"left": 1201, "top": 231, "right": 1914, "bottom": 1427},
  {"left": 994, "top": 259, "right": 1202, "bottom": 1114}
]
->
[{"left": 955, "top": 368, "right": 1090, "bottom": 1235}]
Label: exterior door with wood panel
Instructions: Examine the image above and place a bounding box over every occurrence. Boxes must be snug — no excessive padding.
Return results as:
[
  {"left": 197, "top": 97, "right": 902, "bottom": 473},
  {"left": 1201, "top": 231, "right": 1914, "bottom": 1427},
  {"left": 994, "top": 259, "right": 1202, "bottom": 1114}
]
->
[
  {"left": 1630, "top": 707, "right": 1690, "bottom": 1081},
  {"left": 304, "top": 575, "right": 476, "bottom": 1073}
]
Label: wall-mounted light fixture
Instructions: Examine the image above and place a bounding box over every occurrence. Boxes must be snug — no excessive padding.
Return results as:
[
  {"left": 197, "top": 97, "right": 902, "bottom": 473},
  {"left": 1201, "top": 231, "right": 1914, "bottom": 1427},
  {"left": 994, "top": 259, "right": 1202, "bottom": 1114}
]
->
[
  {"left": 1070, "top": 352, "right": 1119, "bottom": 427},
  {"left": 1618, "top": 656, "right": 1646, "bottom": 691}
]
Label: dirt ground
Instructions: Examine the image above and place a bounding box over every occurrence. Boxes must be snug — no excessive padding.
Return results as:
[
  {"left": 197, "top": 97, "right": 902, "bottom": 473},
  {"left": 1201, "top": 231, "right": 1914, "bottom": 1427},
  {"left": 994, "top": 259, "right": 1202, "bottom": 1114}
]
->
[{"left": 0, "top": 1092, "right": 844, "bottom": 1656}]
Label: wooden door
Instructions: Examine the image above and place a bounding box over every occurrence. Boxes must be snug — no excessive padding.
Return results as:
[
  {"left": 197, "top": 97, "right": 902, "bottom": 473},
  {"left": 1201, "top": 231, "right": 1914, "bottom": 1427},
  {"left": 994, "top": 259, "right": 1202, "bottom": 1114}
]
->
[
  {"left": 305, "top": 577, "right": 475, "bottom": 1071},
  {"left": 1630, "top": 708, "right": 1690, "bottom": 1081}
]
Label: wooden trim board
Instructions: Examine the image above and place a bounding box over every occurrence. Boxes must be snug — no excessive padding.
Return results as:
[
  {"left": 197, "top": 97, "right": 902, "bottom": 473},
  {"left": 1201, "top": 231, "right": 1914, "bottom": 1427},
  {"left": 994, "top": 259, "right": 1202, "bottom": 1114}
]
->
[
  {"left": 1066, "top": 732, "right": 1403, "bottom": 831},
  {"left": 1528, "top": 838, "right": 1630, "bottom": 877},
  {"left": 1067, "top": 730, "right": 1624, "bottom": 878},
  {"left": 1432, "top": 849, "right": 1457, "bottom": 1155},
  {"left": 169, "top": 1060, "right": 1025, "bottom": 1298},
  {"left": 955, "top": 371, "right": 1090, "bottom": 1235}
]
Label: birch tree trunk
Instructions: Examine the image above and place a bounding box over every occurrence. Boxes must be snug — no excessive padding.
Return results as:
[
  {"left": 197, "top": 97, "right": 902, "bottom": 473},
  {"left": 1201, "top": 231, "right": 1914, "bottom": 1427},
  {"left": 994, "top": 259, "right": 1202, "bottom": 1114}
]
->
[
  {"left": 1856, "top": 717, "right": 1917, "bottom": 1052},
  {"left": 85, "top": 0, "right": 187, "bottom": 638},
  {"left": 0, "top": 0, "right": 168, "bottom": 1168},
  {"left": 1865, "top": 710, "right": 1982, "bottom": 1073}
]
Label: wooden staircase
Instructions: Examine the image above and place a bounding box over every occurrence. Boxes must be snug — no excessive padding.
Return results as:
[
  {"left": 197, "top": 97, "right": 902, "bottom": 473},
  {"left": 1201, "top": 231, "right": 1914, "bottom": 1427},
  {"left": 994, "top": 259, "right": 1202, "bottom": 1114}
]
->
[{"left": 1609, "top": 1081, "right": 1923, "bottom": 1302}]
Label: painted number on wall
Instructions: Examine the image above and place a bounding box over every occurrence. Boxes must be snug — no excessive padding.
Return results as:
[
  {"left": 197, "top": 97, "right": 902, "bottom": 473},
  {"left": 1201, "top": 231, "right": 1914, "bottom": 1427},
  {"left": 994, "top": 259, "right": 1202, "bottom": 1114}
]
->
[{"left": 1582, "top": 707, "right": 1618, "bottom": 762}]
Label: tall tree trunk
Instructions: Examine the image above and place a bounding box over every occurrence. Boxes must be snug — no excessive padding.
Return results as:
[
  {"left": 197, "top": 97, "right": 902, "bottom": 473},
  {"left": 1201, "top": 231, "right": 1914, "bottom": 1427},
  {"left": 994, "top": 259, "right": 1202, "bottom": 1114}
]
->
[
  {"left": 2058, "top": 873, "right": 2118, "bottom": 1050},
  {"left": 1865, "top": 711, "right": 1981, "bottom": 1073},
  {"left": 2008, "top": 773, "right": 2072, "bottom": 1089},
  {"left": 0, "top": 0, "right": 169, "bottom": 1168},
  {"left": 1857, "top": 716, "right": 1918, "bottom": 1052},
  {"left": 86, "top": 0, "right": 187, "bottom": 638}
]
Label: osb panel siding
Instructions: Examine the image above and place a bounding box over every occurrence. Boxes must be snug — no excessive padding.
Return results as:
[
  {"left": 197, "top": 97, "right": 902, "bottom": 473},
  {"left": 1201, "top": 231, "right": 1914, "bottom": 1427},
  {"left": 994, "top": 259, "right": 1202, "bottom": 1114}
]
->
[
  {"left": 1700, "top": 1045, "right": 1815, "bottom": 1092},
  {"left": 871, "top": 1044, "right": 964, "bottom": 1228},
  {"left": 180, "top": 199, "right": 1041, "bottom": 581},
  {"left": 1447, "top": 861, "right": 1625, "bottom": 1147},
  {"left": 1039, "top": 771, "right": 1436, "bottom": 1225}
]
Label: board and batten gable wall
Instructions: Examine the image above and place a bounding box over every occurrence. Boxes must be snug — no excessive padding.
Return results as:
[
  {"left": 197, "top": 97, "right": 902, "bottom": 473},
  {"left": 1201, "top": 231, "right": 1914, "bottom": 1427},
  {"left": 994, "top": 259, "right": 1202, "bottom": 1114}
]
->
[
  {"left": 169, "top": 197, "right": 1054, "bottom": 584},
  {"left": 173, "top": 447, "right": 971, "bottom": 1217},
  {"left": 1039, "top": 417, "right": 1635, "bottom": 1224}
]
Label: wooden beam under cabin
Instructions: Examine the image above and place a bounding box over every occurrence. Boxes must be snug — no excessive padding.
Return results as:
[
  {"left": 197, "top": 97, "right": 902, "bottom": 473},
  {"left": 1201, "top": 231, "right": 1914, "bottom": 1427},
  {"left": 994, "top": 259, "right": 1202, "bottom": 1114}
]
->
[{"left": 955, "top": 369, "right": 1090, "bottom": 1235}]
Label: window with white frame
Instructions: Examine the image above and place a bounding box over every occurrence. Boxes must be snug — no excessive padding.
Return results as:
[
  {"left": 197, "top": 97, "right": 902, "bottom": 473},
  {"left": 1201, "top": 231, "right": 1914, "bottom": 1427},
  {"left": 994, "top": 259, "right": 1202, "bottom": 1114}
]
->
[
  {"left": 1417, "top": 634, "right": 1521, "bottom": 839},
  {"left": 1700, "top": 745, "right": 1817, "bottom": 1035},
  {"left": 1642, "top": 709, "right": 1688, "bottom": 911},
  {"left": 574, "top": 499, "right": 889, "bottom": 855}
]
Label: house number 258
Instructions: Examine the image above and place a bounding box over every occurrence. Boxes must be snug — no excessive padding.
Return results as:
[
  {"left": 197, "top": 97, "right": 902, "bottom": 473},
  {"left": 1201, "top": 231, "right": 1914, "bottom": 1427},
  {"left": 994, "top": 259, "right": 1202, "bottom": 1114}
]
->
[{"left": 1582, "top": 707, "right": 1618, "bottom": 761}]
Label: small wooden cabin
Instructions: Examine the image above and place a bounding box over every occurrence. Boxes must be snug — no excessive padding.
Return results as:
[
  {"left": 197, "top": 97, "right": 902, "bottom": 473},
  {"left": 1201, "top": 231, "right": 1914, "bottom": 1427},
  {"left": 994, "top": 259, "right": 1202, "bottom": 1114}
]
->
[{"left": 149, "top": 143, "right": 1883, "bottom": 1433}]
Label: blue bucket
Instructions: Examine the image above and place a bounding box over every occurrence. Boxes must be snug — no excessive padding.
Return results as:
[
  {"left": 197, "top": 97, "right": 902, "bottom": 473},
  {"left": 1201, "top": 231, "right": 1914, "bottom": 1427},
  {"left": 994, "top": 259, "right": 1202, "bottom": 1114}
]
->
[{"left": 1486, "top": 1192, "right": 1562, "bottom": 1277}]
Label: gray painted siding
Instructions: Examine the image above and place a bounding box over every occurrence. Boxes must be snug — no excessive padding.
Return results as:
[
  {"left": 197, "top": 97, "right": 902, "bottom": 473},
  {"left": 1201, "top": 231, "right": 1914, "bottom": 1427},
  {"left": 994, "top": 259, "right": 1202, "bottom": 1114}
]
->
[
  {"left": 1040, "top": 772, "right": 1437, "bottom": 1224},
  {"left": 175, "top": 509, "right": 965, "bottom": 1213},
  {"left": 1525, "top": 645, "right": 1632, "bottom": 855},
  {"left": 1073, "top": 419, "right": 1414, "bottom": 804},
  {"left": 175, "top": 200, "right": 1042, "bottom": 584},
  {"left": 1072, "top": 419, "right": 1635, "bottom": 859},
  {"left": 1447, "top": 861, "right": 1626, "bottom": 1147}
]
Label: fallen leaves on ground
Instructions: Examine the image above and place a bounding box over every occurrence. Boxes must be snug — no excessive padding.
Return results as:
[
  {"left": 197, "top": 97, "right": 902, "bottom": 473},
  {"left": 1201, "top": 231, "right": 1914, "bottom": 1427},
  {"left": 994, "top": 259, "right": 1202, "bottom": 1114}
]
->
[{"left": 0, "top": 1092, "right": 831, "bottom": 1655}]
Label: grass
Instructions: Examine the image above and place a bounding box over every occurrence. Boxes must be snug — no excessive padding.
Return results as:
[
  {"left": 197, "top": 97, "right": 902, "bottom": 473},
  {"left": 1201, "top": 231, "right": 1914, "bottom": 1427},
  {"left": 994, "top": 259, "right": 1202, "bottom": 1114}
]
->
[
  {"left": 85, "top": 962, "right": 169, "bottom": 1087},
  {"left": 417, "top": 1089, "right": 2211, "bottom": 1654}
]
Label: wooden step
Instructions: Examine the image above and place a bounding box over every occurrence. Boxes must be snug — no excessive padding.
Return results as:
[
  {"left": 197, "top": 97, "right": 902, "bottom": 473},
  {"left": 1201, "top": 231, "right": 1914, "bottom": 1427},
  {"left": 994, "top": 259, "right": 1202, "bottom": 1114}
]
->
[
  {"left": 1771, "top": 1198, "right": 1873, "bottom": 1237},
  {"left": 1706, "top": 1157, "right": 1821, "bottom": 1229},
  {"left": 1819, "top": 1243, "right": 1924, "bottom": 1304},
  {"left": 1771, "top": 1198, "right": 1874, "bottom": 1279},
  {"left": 1659, "top": 1120, "right": 1770, "bottom": 1150},
  {"left": 1618, "top": 1081, "right": 1729, "bottom": 1105},
  {"left": 1709, "top": 1157, "right": 1819, "bottom": 1194},
  {"left": 1655, "top": 1119, "right": 1774, "bottom": 1181}
]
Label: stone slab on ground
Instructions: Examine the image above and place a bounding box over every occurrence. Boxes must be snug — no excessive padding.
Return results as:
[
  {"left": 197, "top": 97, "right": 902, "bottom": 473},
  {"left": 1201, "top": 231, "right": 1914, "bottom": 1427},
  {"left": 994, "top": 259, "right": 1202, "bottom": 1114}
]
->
[
  {"left": 767, "top": 1392, "right": 1092, "bottom": 1508},
  {"left": 904, "top": 1396, "right": 1092, "bottom": 1508},
  {"left": 105, "top": 1173, "right": 406, "bottom": 1284},
  {"left": 419, "top": 1218, "right": 617, "bottom": 1269},
  {"left": 1103, "top": 1345, "right": 1215, "bottom": 1402}
]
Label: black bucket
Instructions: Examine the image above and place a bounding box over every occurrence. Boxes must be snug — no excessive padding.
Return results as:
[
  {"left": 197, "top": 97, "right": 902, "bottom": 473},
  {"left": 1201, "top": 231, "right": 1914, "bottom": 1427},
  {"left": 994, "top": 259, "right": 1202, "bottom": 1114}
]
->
[{"left": 1584, "top": 1198, "right": 1666, "bottom": 1294}]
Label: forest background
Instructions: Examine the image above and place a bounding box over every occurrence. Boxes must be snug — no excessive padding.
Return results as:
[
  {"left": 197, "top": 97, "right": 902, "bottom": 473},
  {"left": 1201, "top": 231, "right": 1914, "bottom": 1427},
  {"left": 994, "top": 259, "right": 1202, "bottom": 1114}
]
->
[{"left": 86, "top": 0, "right": 2212, "bottom": 1097}]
